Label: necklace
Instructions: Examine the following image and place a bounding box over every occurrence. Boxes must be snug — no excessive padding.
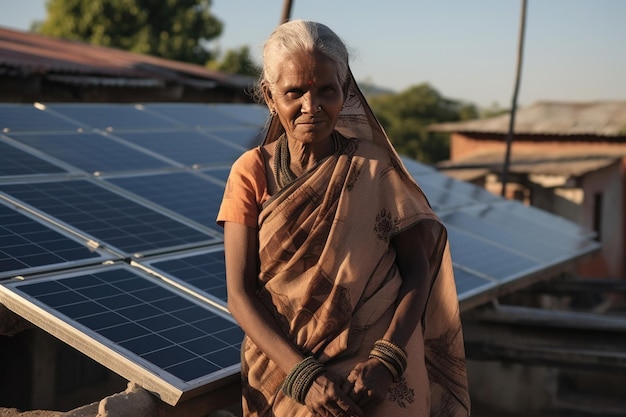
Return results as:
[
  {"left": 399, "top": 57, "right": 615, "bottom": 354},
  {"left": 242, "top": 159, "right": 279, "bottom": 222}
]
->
[
  {"left": 273, "top": 133, "right": 342, "bottom": 191},
  {"left": 273, "top": 134, "right": 297, "bottom": 190}
]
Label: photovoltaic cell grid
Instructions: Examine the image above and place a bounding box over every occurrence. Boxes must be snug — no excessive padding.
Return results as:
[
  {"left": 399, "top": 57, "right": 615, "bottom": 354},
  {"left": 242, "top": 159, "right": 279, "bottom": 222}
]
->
[
  {"left": 0, "top": 180, "right": 215, "bottom": 256},
  {"left": 0, "top": 201, "right": 108, "bottom": 279},
  {"left": 0, "top": 140, "right": 67, "bottom": 177},
  {"left": 45, "top": 103, "right": 184, "bottom": 131},
  {"left": 105, "top": 172, "right": 225, "bottom": 234},
  {"left": 113, "top": 130, "right": 245, "bottom": 168},
  {"left": 7, "top": 132, "right": 176, "bottom": 174},
  {"left": 210, "top": 103, "right": 270, "bottom": 127},
  {"left": 0, "top": 265, "right": 242, "bottom": 404},
  {"left": 204, "top": 127, "right": 264, "bottom": 149},
  {"left": 143, "top": 249, "right": 228, "bottom": 306},
  {"left": 0, "top": 103, "right": 82, "bottom": 132},
  {"left": 141, "top": 103, "right": 253, "bottom": 128}
]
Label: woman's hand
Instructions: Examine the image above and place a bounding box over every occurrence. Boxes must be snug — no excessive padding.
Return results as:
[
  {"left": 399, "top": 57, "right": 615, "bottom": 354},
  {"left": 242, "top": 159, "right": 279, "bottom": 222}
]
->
[
  {"left": 304, "top": 371, "right": 364, "bottom": 417},
  {"left": 344, "top": 358, "right": 394, "bottom": 409}
]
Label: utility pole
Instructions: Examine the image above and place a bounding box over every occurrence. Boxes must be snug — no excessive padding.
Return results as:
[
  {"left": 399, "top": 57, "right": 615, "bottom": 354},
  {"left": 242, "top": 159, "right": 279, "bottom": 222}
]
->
[
  {"left": 501, "top": 0, "right": 528, "bottom": 197},
  {"left": 280, "top": 0, "right": 294, "bottom": 24}
]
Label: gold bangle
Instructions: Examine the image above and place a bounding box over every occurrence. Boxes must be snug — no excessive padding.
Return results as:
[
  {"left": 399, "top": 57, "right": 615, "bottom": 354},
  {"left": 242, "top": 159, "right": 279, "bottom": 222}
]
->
[
  {"left": 369, "top": 352, "right": 400, "bottom": 380},
  {"left": 370, "top": 339, "right": 408, "bottom": 381}
]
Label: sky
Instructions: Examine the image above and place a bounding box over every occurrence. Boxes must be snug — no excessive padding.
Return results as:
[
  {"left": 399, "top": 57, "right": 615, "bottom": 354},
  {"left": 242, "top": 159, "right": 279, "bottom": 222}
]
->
[{"left": 0, "top": 0, "right": 624, "bottom": 108}]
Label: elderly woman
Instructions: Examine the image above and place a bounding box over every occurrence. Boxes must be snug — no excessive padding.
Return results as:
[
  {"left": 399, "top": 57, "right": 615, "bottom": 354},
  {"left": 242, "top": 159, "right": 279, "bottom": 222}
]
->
[{"left": 217, "top": 20, "right": 470, "bottom": 417}]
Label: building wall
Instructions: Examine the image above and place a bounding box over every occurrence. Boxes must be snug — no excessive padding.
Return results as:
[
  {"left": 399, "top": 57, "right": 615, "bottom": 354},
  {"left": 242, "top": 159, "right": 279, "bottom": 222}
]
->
[{"left": 577, "top": 159, "right": 625, "bottom": 278}]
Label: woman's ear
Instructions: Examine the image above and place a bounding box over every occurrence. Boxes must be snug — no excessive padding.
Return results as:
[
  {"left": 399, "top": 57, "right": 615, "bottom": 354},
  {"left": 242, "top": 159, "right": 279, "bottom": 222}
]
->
[{"left": 261, "top": 82, "right": 274, "bottom": 108}]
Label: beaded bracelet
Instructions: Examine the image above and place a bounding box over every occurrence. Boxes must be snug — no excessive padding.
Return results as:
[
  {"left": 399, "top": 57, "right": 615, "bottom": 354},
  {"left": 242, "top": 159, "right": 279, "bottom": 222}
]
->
[
  {"left": 282, "top": 356, "right": 326, "bottom": 404},
  {"left": 368, "top": 339, "right": 408, "bottom": 381}
]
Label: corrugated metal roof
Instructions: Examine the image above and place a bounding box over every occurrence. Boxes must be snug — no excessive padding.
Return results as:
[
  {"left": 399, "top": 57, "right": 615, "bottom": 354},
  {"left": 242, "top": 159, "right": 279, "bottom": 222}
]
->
[
  {"left": 0, "top": 26, "right": 252, "bottom": 89},
  {"left": 438, "top": 149, "right": 624, "bottom": 177},
  {"left": 429, "top": 101, "right": 626, "bottom": 137}
]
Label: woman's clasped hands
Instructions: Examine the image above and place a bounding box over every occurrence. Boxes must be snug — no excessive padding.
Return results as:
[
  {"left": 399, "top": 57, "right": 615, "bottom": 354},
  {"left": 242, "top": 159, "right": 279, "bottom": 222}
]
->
[{"left": 303, "top": 358, "right": 393, "bottom": 417}]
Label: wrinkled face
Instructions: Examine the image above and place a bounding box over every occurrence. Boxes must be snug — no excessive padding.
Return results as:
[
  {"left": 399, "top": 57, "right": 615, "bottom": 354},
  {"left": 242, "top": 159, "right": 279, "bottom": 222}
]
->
[{"left": 263, "top": 50, "right": 345, "bottom": 145}]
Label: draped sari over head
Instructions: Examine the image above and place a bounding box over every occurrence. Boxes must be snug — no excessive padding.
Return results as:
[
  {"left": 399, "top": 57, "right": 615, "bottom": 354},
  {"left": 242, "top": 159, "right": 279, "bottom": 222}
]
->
[{"left": 217, "top": 69, "right": 470, "bottom": 417}]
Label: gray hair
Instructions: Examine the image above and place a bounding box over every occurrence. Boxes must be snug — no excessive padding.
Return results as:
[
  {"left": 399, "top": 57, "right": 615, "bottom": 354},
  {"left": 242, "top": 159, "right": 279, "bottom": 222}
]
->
[{"left": 254, "top": 20, "right": 349, "bottom": 103}]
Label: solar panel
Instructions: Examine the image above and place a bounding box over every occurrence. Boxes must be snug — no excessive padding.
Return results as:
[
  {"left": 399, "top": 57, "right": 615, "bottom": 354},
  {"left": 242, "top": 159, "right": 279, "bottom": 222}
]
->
[
  {"left": 0, "top": 200, "right": 110, "bottom": 279},
  {"left": 113, "top": 130, "right": 245, "bottom": 168},
  {"left": 0, "top": 264, "right": 242, "bottom": 405},
  {"left": 104, "top": 172, "right": 225, "bottom": 233},
  {"left": 6, "top": 131, "right": 177, "bottom": 174},
  {"left": 0, "top": 179, "right": 216, "bottom": 256},
  {"left": 0, "top": 103, "right": 82, "bottom": 133},
  {"left": 0, "top": 139, "right": 67, "bottom": 177},
  {"left": 139, "top": 248, "right": 228, "bottom": 308}
]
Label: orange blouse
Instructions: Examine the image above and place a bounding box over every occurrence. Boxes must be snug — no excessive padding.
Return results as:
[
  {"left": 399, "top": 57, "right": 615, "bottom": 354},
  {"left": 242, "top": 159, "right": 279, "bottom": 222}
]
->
[{"left": 216, "top": 147, "right": 270, "bottom": 229}]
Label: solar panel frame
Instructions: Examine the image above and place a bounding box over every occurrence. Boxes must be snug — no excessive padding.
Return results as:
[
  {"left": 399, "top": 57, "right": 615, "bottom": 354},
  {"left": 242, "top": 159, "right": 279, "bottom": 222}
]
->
[{"left": 0, "top": 263, "right": 242, "bottom": 405}]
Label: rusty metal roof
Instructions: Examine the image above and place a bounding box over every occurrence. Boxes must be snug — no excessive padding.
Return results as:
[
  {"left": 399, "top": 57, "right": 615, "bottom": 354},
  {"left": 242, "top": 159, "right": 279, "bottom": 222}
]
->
[
  {"left": 429, "top": 101, "right": 626, "bottom": 137},
  {"left": 0, "top": 26, "right": 252, "bottom": 89}
]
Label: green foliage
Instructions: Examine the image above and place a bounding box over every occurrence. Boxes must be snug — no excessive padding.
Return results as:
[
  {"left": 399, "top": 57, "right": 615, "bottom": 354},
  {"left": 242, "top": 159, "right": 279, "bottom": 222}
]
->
[
  {"left": 207, "top": 46, "right": 261, "bottom": 78},
  {"left": 368, "top": 83, "right": 478, "bottom": 163},
  {"left": 35, "top": 0, "right": 223, "bottom": 65}
]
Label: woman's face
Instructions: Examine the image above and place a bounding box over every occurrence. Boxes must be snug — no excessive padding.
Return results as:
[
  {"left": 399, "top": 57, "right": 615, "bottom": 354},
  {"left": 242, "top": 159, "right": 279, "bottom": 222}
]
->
[{"left": 264, "top": 50, "right": 345, "bottom": 145}]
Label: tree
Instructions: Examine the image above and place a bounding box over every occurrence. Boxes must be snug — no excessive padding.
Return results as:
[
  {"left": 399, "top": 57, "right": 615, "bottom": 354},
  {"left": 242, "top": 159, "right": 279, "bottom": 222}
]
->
[
  {"left": 34, "top": 0, "right": 223, "bottom": 65},
  {"left": 368, "top": 83, "right": 478, "bottom": 163},
  {"left": 208, "top": 46, "right": 261, "bottom": 78}
]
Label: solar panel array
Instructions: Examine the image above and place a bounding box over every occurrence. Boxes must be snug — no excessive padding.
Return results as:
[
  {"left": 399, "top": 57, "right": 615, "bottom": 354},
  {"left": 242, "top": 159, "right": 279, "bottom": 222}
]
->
[{"left": 0, "top": 103, "right": 600, "bottom": 405}]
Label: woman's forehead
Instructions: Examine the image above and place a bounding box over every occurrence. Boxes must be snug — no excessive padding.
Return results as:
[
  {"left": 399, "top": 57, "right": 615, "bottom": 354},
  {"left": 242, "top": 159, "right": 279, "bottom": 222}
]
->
[{"left": 273, "top": 51, "right": 340, "bottom": 84}]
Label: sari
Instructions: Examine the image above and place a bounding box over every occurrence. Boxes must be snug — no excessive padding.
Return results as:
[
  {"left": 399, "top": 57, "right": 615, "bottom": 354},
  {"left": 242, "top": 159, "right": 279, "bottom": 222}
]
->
[{"left": 217, "top": 70, "right": 470, "bottom": 417}]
